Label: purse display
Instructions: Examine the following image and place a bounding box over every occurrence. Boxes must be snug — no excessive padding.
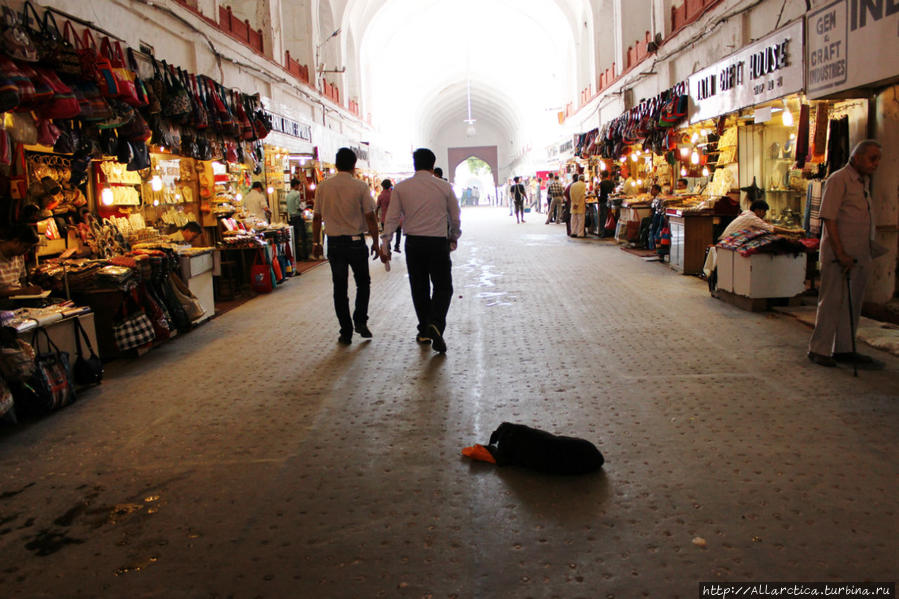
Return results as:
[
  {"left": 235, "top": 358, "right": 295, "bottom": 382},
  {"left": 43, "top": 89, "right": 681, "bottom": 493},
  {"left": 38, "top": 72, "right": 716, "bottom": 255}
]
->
[{"left": 15, "top": 327, "right": 77, "bottom": 414}]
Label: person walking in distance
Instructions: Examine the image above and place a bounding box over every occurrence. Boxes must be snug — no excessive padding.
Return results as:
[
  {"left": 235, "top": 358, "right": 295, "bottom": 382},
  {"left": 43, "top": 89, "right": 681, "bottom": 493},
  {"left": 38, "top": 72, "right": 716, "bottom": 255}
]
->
[
  {"left": 312, "top": 148, "right": 383, "bottom": 345},
  {"left": 377, "top": 179, "right": 402, "bottom": 252},
  {"left": 569, "top": 174, "right": 586, "bottom": 237},
  {"left": 510, "top": 176, "right": 527, "bottom": 223},
  {"left": 381, "top": 148, "right": 462, "bottom": 353},
  {"left": 807, "top": 139, "right": 884, "bottom": 368},
  {"left": 545, "top": 173, "right": 564, "bottom": 224},
  {"left": 285, "top": 178, "right": 307, "bottom": 260}
]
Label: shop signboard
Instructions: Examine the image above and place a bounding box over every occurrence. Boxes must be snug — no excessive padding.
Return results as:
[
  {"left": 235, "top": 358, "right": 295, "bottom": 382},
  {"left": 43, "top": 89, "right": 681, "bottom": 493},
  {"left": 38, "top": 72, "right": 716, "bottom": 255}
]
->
[
  {"left": 688, "top": 20, "right": 805, "bottom": 123},
  {"left": 806, "top": 0, "right": 899, "bottom": 98}
]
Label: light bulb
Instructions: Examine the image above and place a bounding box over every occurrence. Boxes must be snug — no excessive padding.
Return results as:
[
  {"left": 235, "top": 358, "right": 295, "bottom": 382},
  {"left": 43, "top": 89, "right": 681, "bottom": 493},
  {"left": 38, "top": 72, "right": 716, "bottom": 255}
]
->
[
  {"left": 789, "top": 133, "right": 796, "bottom": 139},
  {"left": 630, "top": 153, "right": 639, "bottom": 162},
  {"left": 702, "top": 166, "right": 709, "bottom": 177},
  {"left": 101, "top": 188, "right": 113, "bottom": 206},
  {"left": 236, "top": 193, "right": 243, "bottom": 201},
  {"left": 700, "top": 129, "right": 707, "bottom": 136},
  {"left": 598, "top": 162, "right": 606, "bottom": 171},
  {"left": 153, "top": 199, "right": 160, "bottom": 206},
  {"left": 680, "top": 167, "right": 687, "bottom": 176},
  {"left": 309, "top": 183, "right": 316, "bottom": 190},
  {"left": 680, "top": 147, "right": 690, "bottom": 158},
  {"left": 781, "top": 101, "right": 793, "bottom": 127},
  {"left": 690, "top": 150, "right": 700, "bottom": 164},
  {"left": 159, "top": 146, "right": 166, "bottom": 153},
  {"left": 636, "top": 179, "right": 643, "bottom": 185},
  {"left": 691, "top": 132, "right": 699, "bottom": 144},
  {"left": 619, "top": 156, "right": 626, "bottom": 163},
  {"left": 267, "top": 186, "right": 274, "bottom": 194},
  {"left": 150, "top": 175, "right": 163, "bottom": 192}
]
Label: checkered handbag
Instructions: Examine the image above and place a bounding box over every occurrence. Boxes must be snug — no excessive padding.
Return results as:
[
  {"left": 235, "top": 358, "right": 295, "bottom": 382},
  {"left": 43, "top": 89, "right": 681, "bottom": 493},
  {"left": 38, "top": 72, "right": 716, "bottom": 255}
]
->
[{"left": 112, "top": 293, "right": 156, "bottom": 352}]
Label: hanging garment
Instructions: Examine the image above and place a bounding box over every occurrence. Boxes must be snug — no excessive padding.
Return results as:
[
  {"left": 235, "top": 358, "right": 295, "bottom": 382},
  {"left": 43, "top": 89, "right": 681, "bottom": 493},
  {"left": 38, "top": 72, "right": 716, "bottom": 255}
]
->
[
  {"left": 804, "top": 180, "right": 824, "bottom": 238},
  {"left": 825, "top": 116, "right": 849, "bottom": 176}
]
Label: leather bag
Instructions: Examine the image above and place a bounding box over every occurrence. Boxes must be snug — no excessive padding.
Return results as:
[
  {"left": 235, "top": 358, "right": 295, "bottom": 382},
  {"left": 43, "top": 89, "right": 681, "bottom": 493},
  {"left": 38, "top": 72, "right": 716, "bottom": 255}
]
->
[{"left": 72, "top": 316, "right": 103, "bottom": 386}]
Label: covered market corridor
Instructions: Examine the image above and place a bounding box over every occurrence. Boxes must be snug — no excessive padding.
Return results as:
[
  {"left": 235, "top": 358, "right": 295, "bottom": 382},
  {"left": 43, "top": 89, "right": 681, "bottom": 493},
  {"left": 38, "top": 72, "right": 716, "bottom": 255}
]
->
[{"left": 0, "top": 208, "right": 896, "bottom": 598}]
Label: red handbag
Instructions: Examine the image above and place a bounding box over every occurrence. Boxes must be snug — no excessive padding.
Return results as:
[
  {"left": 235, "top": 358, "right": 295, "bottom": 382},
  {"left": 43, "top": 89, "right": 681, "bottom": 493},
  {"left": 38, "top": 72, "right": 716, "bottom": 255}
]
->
[
  {"left": 35, "top": 67, "right": 80, "bottom": 119},
  {"left": 79, "top": 30, "right": 120, "bottom": 98},
  {"left": 250, "top": 249, "right": 274, "bottom": 294}
]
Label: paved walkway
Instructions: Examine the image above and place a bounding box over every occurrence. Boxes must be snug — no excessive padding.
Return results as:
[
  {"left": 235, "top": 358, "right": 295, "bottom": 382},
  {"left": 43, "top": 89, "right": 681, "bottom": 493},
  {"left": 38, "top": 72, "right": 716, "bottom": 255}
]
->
[{"left": 1, "top": 208, "right": 896, "bottom": 598}]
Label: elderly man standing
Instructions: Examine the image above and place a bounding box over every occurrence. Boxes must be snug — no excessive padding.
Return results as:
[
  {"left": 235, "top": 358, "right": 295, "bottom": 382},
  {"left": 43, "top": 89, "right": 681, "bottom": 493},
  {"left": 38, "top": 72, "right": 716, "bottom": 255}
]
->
[
  {"left": 569, "top": 174, "right": 587, "bottom": 238},
  {"left": 313, "top": 148, "right": 383, "bottom": 345},
  {"left": 808, "top": 139, "right": 883, "bottom": 368},
  {"left": 381, "top": 148, "right": 461, "bottom": 354}
]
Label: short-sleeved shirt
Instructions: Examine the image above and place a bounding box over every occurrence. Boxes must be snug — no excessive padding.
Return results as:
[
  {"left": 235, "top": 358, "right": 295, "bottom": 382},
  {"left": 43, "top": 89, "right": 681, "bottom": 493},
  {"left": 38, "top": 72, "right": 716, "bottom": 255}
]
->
[
  {"left": 313, "top": 172, "right": 376, "bottom": 236},
  {"left": 719, "top": 210, "right": 774, "bottom": 240},
  {"left": 819, "top": 163, "right": 874, "bottom": 257},
  {"left": 510, "top": 183, "right": 526, "bottom": 203},
  {"left": 243, "top": 189, "right": 269, "bottom": 221}
]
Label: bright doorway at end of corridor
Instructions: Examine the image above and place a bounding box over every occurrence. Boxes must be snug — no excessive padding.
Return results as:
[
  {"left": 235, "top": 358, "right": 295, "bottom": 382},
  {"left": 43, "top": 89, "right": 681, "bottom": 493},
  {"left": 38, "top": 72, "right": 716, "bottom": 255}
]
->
[{"left": 454, "top": 156, "right": 496, "bottom": 207}]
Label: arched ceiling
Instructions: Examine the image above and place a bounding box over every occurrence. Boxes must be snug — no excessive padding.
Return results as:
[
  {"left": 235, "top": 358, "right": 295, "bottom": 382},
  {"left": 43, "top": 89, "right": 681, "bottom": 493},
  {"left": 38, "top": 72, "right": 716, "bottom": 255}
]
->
[{"left": 334, "top": 0, "right": 588, "bottom": 164}]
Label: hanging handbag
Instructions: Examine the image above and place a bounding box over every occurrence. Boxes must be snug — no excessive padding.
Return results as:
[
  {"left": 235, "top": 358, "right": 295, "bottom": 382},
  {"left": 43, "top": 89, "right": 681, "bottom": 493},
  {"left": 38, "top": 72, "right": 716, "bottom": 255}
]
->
[
  {"left": 18, "top": 326, "right": 77, "bottom": 413},
  {"left": 100, "top": 37, "right": 140, "bottom": 106},
  {"left": 112, "top": 291, "right": 156, "bottom": 352},
  {"left": 126, "top": 46, "right": 150, "bottom": 107},
  {"left": 53, "top": 120, "right": 79, "bottom": 153},
  {"left": 190, "top": 73, "right": 208, "bottom": 129},
  {"left": 0, "top": 56, "right": 36, "bottom": 106},
  {"left": 144, "top": 57, "right": 164, "bottom": 115},
  {"left": 250, "top": 248, "right": 274, "bottom": 294},
  {"left": 79, "top": 29, "right": 120, "bottom": 98},
  {"left": 35, "top": 66, "right": 80, "bottom": 119},
  {"left": 2, "top": 5, "right": 39, "bottom": 62},
  {"left": 72, "top": 316, "right": 103, "bottom": 386},
  {"left": 40, "top": 12, "right": 81, "bottom": 76},
  {"left": 162, "top": 61, "right": 191, "bottom": 120},
  {"left": 127, "top": 140, "right": 150, "bottom": 171},
  {"left": 0, "top": 71, "right": 20, "bottom": 112},
  {"left": 36, "top": 117, "right": 61, "bottom": 146},
  {"left": 169, "top": 272, "right": 205, "bottom": 321}
]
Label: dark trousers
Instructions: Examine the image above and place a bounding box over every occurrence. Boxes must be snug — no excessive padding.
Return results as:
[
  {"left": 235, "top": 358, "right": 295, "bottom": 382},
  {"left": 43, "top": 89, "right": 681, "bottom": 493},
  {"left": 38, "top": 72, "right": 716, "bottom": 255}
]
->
[
  {"left": 326, "top": 236, "right": 370, "bottom": 336},
  {"left": 289, "top": 216, "right": 307, "bottom": 260},
  {"left": 392, "top": 226, "right": 402, "bottom": 250},
  {"left": 405, "top": 235, "right": 453, "bottom": 336}
]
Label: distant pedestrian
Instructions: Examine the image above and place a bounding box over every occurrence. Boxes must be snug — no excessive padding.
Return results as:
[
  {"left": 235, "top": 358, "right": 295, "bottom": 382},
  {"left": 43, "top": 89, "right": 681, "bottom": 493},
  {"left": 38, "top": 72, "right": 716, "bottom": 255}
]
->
[
  {"left": 510, "top": 176, "right": 527, "bottom": 223},
  {"left": 433, "top": 167, "right": 445, "bottom": 180},
  {"left": 381, "top": 148, "right": 461, "bottom": 353},
  {"left": 312, "top": 148, "right": 383, "bottom": 345},
  {"left": 377, "top": 179, "right": 402, "bottom": 252},
  {"left": 562, "top": 176, "right": 573, "bottom": 236},
  {"left": 286, "top": 178, "right": 307, "bottom": 259},
  {"left": 545, "top": 174, "right": 564, "bottom": 224},
  {"left": 569, "top": 174, "right": 587, "bottom": 237}
]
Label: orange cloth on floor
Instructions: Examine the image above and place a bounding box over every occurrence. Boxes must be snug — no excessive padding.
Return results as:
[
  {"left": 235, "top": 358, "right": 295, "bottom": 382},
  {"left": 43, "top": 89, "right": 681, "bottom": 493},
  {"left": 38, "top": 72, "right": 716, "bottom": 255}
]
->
[{"left": 461, "top": 444, "right": 496, "bottom": 464}]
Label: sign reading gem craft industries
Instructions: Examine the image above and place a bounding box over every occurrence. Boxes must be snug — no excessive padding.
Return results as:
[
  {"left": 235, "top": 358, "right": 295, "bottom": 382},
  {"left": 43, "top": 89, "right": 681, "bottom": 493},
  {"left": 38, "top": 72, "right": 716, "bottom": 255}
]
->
[
  {"left": 806, "top": 0, "right": 899, "bottom": 98},
  {"left": 688, "top": 20, "right": 804, "bottom": 123}
]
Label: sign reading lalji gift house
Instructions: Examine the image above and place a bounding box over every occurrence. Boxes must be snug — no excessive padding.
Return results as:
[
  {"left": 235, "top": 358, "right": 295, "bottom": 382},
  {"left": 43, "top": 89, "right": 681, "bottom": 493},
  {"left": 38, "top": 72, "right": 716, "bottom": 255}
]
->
[{"left": 688, "top": 20, "right": 804, "bottom": 123}]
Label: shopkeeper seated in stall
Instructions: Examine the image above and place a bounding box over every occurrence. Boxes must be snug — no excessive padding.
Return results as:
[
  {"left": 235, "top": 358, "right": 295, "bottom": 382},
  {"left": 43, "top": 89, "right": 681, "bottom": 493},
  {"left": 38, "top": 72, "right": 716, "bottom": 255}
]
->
[
  {"left": 719, "top": 199, "right": 795, "bottom": 240},
  {"left": 0, "top": 225, "right": 43, "bottom": 298},
  {"left": 166, "top": 222, "right": 206, "bottom": 247},
  {"left": 703, "top": 199, "right": 796, "bottom": 284}
]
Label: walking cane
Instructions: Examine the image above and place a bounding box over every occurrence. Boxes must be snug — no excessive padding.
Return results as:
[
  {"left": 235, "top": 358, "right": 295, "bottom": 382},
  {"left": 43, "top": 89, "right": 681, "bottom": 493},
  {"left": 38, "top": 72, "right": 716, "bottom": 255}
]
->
[{"left": 844, "top": 264, "right": 858, "bottom": 378}]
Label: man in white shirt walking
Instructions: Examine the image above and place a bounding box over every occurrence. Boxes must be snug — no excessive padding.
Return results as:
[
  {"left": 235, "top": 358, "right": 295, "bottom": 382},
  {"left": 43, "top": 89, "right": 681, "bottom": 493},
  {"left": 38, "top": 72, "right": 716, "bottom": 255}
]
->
[
  {"left": 313, "top": 148, "right": 383, "bottom": 345},
  {"left": 381, "top": 148, "right": 462, "bottom": 353}
]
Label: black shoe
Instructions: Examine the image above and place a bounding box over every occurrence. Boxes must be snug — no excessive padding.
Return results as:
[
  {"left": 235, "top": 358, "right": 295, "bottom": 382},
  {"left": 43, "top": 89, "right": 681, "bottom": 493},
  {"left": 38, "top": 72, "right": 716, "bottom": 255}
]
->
[
  {"left": 338, "top": 334, "right": 352, "bottom": 345},
  {"left": 416, "top": 335, "right": 431, "bottom": 345},
  {"left": 833, "top": 352, "right": 885, "bottom": 370},
  {"left": 833, "top": 352, "right": 873, "bottom": 363},
  {"left": 807, "top": 351, "right": 836, "bottom": 367},
  {"left": 394, "top": 247, "right": 401, "bottom": 253},
  {"left": 354, "top": 324, "right": 373, "bottom": 338},
  {"left": 429, "top": 324, "right": 447, "bottom": 353}
]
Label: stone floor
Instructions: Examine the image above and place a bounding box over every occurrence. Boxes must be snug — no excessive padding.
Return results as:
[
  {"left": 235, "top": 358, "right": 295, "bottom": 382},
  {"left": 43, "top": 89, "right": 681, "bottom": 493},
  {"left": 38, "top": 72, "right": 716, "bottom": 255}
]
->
[{"left": 1, "top": 208, "right": 896, "bottom": 599}]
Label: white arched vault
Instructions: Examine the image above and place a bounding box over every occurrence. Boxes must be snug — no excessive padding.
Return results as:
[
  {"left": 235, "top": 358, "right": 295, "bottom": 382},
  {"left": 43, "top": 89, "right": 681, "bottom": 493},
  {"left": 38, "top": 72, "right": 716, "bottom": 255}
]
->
[{"left": 329, "top": 0, "right": 591, "bottom": 170}]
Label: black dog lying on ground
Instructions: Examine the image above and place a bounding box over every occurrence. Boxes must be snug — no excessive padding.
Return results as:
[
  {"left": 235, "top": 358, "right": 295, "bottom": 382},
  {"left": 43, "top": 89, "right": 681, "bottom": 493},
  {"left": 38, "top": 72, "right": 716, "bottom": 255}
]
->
[{"left": 485, "top": 422, "right": 605, "bottom": 475}]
